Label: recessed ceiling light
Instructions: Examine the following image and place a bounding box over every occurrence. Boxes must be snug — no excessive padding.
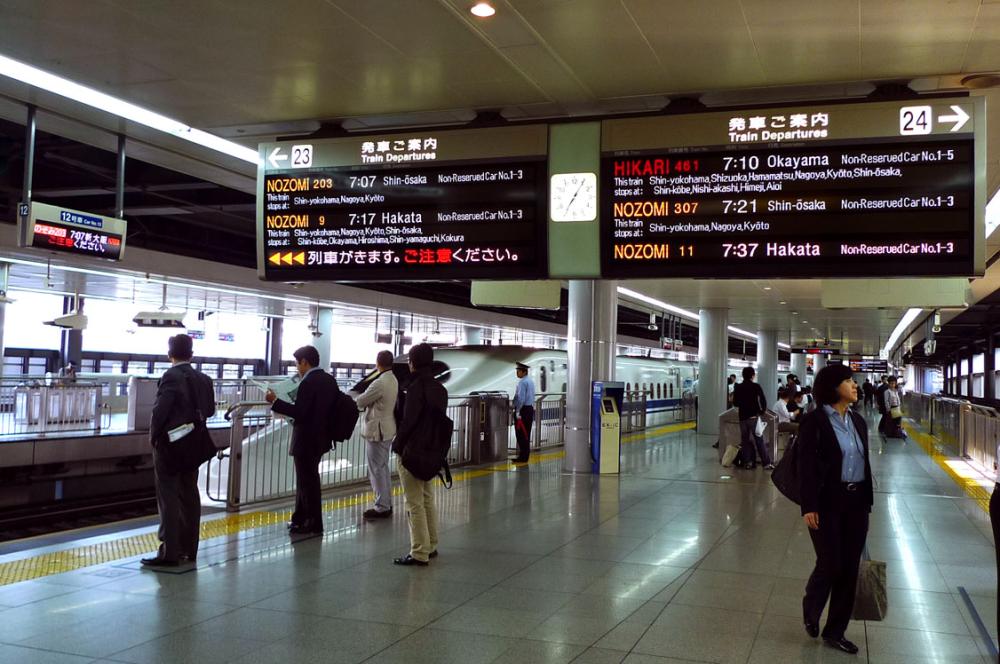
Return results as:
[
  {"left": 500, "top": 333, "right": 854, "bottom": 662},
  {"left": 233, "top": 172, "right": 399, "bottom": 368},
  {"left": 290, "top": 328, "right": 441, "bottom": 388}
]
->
[
  {"left": 763, "top": 286, "right": 772, "bottom": 291},
  {"left": 791, "top": 311, "right": 798, "bottom": 315},
  {"left": 779, "top": 301, "right": 787, "bottom": 305},
  {"left": 470, "top": 2, "right": 496, "bottom": 17},
  {"left": 802, "top": 320, "right": 808, "bottom": 323}
]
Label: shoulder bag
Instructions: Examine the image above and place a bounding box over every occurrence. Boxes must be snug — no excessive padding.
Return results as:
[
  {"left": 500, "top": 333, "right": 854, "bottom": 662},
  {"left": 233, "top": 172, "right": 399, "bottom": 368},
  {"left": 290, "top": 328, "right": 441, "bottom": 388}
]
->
[{"left": 161, "top": 371, "right": 218, "bottom": 474}]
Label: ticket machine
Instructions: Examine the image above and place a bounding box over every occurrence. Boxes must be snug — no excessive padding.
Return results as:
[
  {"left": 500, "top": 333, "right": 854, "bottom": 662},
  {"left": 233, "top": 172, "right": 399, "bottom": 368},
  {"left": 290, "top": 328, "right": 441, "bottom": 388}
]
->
[{"left": 590, "top": 381, "right": 624, "bottom": 474}]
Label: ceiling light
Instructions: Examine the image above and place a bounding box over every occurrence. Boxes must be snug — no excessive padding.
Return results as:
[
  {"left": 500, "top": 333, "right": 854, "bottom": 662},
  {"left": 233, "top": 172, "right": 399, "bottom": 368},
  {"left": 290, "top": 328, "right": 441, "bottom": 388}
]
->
[
  {"left": 763, "top": 286, "right": 772, "bottom": 291},
  {"left": 0, "top": 53, "right": 258, "bottom": 164},
  {"left": 470, "top": 2, "right": 496, "bottom": 17},
  {"left": 882, "top": 308, "right": 923, "bottom": 357},
  {"left": 779, "top": 301, "right": 787, "bottom": 305},
  {"left": 802, "top": 320, "right": 808, "bottom": 323},
  {"left": 791, "top": 311, "right": 798, "bottom": 315}
]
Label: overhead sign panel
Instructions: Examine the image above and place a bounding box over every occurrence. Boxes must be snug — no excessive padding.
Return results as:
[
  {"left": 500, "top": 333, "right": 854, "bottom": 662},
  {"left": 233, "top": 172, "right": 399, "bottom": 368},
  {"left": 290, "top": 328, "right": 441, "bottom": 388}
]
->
[
  {"left": 257, "top": 125, "right": 548, "bottom": 281},
  {"left": 600, "top": 97, "right": 985, "bottom": 279},
  {"left": 19, "top": 202, "right": 126, "bottom": 261},
  {"left": 791, "top": 347, "right": 840, "bottom": 355}
]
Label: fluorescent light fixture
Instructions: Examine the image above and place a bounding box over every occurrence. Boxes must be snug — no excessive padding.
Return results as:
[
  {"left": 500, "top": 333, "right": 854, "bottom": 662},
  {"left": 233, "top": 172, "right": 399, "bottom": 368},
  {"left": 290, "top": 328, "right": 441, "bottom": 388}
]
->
[
  {"left": 0, "top": 53, "right": 258, "bottom": 164},
  {"left": 882, "top": 307, "right": 922, "bottom": 357},
  {"left": 470, "top": 2, "right": 496, "bottom": 17},
  {"left": 617, "top": 287, "right": 786, "bottom": 347},
  {"left": 988, "top": 187, "right": 1000, "bottom": 237}
]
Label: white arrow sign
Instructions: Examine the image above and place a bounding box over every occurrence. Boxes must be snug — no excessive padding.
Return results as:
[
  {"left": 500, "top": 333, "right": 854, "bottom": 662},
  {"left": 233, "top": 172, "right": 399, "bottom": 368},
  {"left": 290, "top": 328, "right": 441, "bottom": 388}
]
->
[
  {"left": 267, "top": 146, "right": 288, "bottom": 169},
  {"left": 937, "top": 105, "right": 970, "bottom": 132}
]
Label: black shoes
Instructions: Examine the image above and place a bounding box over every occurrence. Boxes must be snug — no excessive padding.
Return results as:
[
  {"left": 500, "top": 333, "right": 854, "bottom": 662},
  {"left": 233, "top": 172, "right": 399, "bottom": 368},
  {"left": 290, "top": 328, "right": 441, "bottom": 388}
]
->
[
  {"left": 429, "top": 550, "right": 439, "bottom": 559},
  {"left": 140, "top": 556, "right": 179, "bottom": 567},
  {"left": 288, "top": 524, "right": 323, "bottom": 536},
  {"left": 510, "top": 457, "right": 529, "bottom": 464},
  {"left": 804, "top": 621, "right": 819, "bottom": 638},
  {"left": 823, "top": 636, "right": 859, "bottom": 654},
  {"left": 363, "top": 508, "right": 393, "bottom": 520},
  {"left": 393, "top": 554, "right": 428, "bottom": 566}
]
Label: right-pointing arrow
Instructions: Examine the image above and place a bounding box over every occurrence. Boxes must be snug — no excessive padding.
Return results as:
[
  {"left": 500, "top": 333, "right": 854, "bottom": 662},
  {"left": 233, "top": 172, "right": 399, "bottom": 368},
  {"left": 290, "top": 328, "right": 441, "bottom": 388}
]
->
[{"left": 938, "top": 105, "right": 970, "bottom": 132}]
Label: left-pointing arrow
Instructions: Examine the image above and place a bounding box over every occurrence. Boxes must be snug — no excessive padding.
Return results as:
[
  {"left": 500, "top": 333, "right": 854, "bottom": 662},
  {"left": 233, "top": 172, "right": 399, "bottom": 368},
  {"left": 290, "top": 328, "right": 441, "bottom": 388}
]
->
[
  {"left": 938, "top": 105, "right": 970, "bottom": 132},
  {"left": 268, "top": 146, "right": 288, "bottom": 169},
  {"left": 268, "top": 253, "right": 281, "bottom": 266}
]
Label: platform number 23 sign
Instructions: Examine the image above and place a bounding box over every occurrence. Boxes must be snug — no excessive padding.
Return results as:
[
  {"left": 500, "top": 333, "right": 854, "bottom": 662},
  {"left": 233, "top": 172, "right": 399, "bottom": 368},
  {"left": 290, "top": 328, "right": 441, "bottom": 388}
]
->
[{"left": 291, "top": 145, "right": 313, "bottom": 168}]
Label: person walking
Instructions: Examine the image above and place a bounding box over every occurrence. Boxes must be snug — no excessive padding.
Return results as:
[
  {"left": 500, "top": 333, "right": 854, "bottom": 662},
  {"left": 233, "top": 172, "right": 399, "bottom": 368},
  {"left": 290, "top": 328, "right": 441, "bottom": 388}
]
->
[
  {"left": 732, "top": 367, "right": 773, "bottom": 470},
  {"left": 143, "top": 334, "right": 215, "bottom": 567},
  {"left": 354, "top": 350, "right": 398, "bottom": 520},
  {"left": 883, "top": 376, "right": 902, "bottom": 437},
  {"left": 393, "top": 343, "right": 448, "bottom": 566},
  {"left": 862, "top": 379, "right": 875, "bottom": 410},
  {"left": 266, "top": 345, "right": 339, "bottom": 536},
  {"left": 511, "top": 361, "right": 536, "bottom": 463},
  {"left": 875, "top": 375, "right": 890, "bottom": 433},
  {"left": 799, "top": 363, "right": 873, "bottom": 655}
]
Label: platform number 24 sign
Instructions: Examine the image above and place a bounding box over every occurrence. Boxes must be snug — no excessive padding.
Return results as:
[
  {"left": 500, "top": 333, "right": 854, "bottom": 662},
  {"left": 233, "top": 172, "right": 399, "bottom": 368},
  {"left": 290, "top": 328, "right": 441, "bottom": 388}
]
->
[{"left": 899, "top": 106, "right": 932, "bottom": 135}]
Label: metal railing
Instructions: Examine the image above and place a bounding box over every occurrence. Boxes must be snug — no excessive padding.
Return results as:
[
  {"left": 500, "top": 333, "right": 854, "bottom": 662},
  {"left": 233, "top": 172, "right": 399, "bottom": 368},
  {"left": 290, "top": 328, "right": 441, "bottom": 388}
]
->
[
  {"left": 622, "top": 391, "right": 648, "bottom": 433},
  {"left": 208, "top": 394, "right": 484, "bottom": 511},
  {"left": 0, "top": 379, "right": 103, "bottom": 437},
  {"left": 902, "top": 391, "right": 1000, "bottom": 479}
]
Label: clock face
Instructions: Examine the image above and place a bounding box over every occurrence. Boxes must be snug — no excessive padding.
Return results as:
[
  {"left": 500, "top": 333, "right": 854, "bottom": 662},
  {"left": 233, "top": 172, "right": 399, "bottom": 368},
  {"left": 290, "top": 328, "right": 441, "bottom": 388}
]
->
[{"left": 550, "top": 172, "right": 597, "bottom": 222}]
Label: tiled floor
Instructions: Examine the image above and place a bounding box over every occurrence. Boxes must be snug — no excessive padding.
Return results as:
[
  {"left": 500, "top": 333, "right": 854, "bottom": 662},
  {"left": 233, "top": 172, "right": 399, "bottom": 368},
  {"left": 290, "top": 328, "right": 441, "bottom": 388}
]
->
[{"left": 0, "top": 414, "right": 996, "bottom": 663}]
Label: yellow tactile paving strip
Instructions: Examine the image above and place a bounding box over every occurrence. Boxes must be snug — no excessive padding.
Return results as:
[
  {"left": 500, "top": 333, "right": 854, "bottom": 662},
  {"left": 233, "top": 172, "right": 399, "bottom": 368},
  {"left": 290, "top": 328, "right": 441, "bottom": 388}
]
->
[
  {"left": 0, "top": 421, "right": 695, "bottom": 586},
  {"left": 903, "top": 421, "right": 992, "bottom": 514}
]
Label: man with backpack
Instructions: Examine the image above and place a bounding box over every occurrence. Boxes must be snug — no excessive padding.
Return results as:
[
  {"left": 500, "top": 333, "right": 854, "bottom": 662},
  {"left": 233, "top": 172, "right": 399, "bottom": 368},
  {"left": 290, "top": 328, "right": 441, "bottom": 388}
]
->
[
  {"left": 266, "top": 345, "right": 340, "bottom": 536},
  {"left": 392, "top": 343, "right": 449, "bottom": 566}
]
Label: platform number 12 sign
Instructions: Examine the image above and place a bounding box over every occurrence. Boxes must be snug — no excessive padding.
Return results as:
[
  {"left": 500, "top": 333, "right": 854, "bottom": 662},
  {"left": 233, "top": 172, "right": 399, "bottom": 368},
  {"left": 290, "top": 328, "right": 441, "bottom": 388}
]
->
[{"left": 899, "top": 106, "right": 932, "bottom": 135}]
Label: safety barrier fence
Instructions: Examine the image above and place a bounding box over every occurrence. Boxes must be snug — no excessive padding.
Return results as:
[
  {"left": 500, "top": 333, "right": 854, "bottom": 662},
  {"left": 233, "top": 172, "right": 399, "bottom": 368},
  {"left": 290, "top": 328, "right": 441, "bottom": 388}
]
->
[
  {"left": 0, "top": 375, "right": 284, "bottom": 439},
  {"left": 209, "top": 394, "right": 495, "bottom": 512},
  {"left": 902, "top": 391, "right": 1000, "bottom": 478}
]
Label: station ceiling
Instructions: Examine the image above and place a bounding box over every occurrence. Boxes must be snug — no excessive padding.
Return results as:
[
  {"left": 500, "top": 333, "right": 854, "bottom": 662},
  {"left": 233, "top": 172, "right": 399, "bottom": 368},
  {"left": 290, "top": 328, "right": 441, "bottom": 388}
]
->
[{"left": 1, "top": 0, "right": 1000, "bottom": 357}]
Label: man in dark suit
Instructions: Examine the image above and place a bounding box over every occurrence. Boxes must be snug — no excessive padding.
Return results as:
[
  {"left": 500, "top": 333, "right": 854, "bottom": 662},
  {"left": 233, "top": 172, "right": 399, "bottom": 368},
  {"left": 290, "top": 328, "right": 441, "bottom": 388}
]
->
[
  {"left": 143, "top": 334, "right": 215, "bottom": 567},
  {"left": 265, "top": 345, "right": 339, "bottom": 536}
]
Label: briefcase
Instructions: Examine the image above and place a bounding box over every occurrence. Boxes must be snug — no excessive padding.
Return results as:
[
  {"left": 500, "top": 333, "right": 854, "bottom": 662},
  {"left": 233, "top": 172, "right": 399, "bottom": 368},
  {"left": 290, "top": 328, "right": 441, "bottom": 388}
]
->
[{"left": 852, "top": 557, "right": 888, "bottom": 621}]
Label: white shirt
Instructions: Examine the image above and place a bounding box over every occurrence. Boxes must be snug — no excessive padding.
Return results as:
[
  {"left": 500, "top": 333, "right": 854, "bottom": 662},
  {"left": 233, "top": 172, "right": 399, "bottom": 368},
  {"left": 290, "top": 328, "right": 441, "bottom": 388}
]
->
[{"left": 773, "top": 399, "right": 794, "bottom": 423}]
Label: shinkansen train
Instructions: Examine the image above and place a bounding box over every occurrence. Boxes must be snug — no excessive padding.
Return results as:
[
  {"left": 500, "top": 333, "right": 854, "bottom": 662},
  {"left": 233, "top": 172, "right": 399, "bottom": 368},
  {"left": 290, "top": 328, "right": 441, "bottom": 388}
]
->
[{"left": 422, "top": 345, "right": 758, "bottom": 414}]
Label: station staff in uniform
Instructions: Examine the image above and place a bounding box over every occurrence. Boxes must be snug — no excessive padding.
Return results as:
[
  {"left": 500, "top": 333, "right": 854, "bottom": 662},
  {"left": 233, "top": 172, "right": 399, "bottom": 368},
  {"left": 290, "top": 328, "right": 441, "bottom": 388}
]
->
[
  {"left": 512, "top": 362, "right": 536, "bottom": 463},
  {"left": 798, "top": 363, "right": 873, "bottom": 655},
  {"left": 266, "top": 346, "right": 340, "bottom": 536}
]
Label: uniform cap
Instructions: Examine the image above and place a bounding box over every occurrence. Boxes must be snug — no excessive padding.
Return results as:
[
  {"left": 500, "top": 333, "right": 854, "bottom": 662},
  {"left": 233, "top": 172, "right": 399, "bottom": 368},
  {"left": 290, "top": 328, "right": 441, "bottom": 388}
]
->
[{"left": 515, "top": 362, "right": 530, "bottom": 371}]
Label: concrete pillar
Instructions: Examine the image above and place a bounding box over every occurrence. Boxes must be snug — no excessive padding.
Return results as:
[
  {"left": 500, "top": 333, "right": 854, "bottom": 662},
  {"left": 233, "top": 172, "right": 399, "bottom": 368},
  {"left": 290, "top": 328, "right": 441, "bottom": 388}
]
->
[
  {"left": 756, "top": 330, "right": 778, "bottom": 406},
  {"left": 564, "top": 280, "right": 617, "bottom": 473},
  {"left": 316, "top": 307, "right": 333, "bottom": 372},
  {"left": 813, "top": 354, "right": 827, "bottom": 381},
  {"left": 0, "top": 263, "right": 7, "bottom": 380},
  {"left": 60, "top": 296, "right": 83, "bottom": 371},
  {"left": 967, "top": 352, "right": 974, "bottom": 398},
  {"left": 696, "top": 308, "right": 728, "bottom": 436},
  {"left": 986, "top": 334, "right": 995, "bottom": 401},
  {"left": 464, "top": 326, "right": 482, "bottom": 345},
  {"left": 265, "top": 317, "right": 283, "bottom": 375},
  {"left": 790, "top": 353, "right": 807, "bottom": 385}
]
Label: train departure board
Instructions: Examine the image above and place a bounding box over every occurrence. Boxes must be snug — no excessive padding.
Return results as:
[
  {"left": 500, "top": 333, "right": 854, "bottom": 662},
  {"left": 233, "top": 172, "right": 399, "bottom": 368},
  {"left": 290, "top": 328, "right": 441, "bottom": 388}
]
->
[
  {"left": 19, "top": 202, "right": 126, "bottom": 261},
  {"left": 601, "top": 97, "right": 985, "bottom": 279},
  {"left": 257, "top": 125, "right": 548, "bottom": 281}
]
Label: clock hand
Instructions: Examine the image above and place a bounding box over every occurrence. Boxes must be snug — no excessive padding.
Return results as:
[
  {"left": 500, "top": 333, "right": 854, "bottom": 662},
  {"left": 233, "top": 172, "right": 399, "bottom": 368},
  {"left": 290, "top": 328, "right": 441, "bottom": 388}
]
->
[{"left": 565, "top": 181, "right": 586, "bottom": 210}]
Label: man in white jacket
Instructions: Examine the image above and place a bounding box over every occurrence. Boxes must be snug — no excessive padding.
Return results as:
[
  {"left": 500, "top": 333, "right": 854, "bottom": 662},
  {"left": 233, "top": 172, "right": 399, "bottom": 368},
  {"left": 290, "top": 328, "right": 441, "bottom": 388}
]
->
[{"left": 354, "top": 351, "right": 399, "bottom": 520}]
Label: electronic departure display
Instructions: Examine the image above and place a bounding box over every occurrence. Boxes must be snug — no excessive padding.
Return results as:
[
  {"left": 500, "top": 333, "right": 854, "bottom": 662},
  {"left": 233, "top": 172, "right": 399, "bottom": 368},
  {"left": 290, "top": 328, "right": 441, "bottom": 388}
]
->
[
  {"left": 19, "top": 202, "right": 127, "bottom": 261},
  {"left": 257, "top": 126, "right": 548, "bottom": 281},
  {"left": 845, "top": 358, "right": 889, "bottom": 373},
  {"left": 601, "top": 98, "right": 985, "bottom": 279}
]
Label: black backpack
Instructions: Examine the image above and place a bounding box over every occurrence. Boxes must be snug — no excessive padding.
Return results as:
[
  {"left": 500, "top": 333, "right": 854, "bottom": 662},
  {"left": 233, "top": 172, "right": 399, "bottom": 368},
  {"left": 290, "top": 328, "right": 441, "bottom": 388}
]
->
[
  {"left": 329, "top": 390, "right": 360, "bottom": 445},
  {"left": 770, "top": 434, "right": 801, "bottom": 504},
  {"left": 401, "top": 405, "right": 454, "bottom": 488}
]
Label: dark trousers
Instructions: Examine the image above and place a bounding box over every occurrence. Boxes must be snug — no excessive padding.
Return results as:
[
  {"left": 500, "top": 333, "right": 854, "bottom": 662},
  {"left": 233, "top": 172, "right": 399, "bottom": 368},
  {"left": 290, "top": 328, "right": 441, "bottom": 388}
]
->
[
  {"left": 292, "top": 452, "right": 323, "bottom": 530},
  {"left": 739, "top": 417, "right": 772, "bottom": 466},
  {"left": 515, "top": 405, "right": 535, "bottom": 461},
  {"left": 990, "top": 485, "right": 1000, "bottom": 643},
  {"left": 153, "top": 456, "right": 201, "bottom": 560},
  {"left": 803, "top": 488, "right": 870, "bottom": 639}
]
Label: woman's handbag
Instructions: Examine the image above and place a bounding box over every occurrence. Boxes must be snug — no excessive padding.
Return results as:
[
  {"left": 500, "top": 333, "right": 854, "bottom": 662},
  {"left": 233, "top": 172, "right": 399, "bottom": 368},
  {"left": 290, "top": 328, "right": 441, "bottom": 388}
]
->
[
  {"left": 890, "top": 406, "right": 903, "bottom": 419},
  {"left": 771, "top": 434, "right": 800, "bottom": 504},
  {"left": 721, "top": 444, "right": 741, "bottom": 467},
  {"left": 852, "top": 549, "right": 888, "bottom": 620}
]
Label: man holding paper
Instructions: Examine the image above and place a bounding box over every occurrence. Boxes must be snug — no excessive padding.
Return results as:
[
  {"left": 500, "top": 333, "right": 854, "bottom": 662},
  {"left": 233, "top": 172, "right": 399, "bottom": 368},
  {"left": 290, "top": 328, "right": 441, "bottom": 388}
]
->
[{"left": 143, "top": 334, "right": 215, "bottom": 567}]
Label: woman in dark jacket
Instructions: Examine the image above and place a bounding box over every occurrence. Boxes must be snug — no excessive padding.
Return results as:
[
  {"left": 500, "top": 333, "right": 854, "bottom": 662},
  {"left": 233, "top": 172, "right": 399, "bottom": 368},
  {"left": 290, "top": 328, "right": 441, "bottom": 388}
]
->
[{"left": 798, "top": 363, "right": 874, "bottom": 656}]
